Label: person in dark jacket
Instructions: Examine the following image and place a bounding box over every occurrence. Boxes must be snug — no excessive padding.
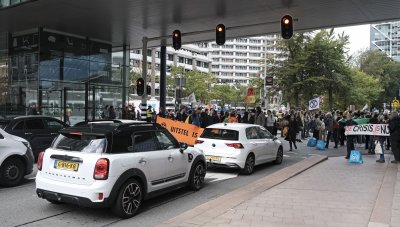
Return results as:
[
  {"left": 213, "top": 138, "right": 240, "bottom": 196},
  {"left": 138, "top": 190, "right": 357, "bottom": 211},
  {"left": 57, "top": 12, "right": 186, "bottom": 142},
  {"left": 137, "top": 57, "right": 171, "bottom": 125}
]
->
[
  {"left": 242, "top": 111, "right": 249, "bottom": 123},
  {"left": 287, "top": 112, "right": 299, "bottom": 151},
  {"left": 389, "top": 112, "right": 400, "bottom": 163},
  {"left": 325, "top": 112, "right": 334, "bottom": 148},
  {"left": 345, "top": 113, "right": 358, "bottom": 159}
]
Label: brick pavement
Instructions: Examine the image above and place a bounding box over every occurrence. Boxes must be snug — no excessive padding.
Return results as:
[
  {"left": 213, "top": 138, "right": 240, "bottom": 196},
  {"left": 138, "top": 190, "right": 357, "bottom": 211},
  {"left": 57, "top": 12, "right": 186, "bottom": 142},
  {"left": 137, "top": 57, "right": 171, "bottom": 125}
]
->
[{"left": 158, "top": 154, "right": 400, "bottom": 227}]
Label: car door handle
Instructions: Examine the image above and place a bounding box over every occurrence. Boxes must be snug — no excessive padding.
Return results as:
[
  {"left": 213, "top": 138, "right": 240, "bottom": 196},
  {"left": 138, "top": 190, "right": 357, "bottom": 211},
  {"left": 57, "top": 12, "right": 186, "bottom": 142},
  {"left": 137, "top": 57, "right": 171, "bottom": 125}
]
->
[
  {"left": 25, "top": 133, "right": 32, "bottom": 135},
  {"left": 168, "top": 155, "right": 174, "bottom": 162},
  {"left": 139, "top": 158, "right": 147, "bottom": 165}
]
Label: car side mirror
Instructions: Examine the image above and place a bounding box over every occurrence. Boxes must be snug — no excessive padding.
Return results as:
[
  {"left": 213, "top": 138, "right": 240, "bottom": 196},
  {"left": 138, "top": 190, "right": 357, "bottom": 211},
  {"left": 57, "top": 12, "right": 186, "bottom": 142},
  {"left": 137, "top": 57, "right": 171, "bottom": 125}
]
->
[{"left": 179, "top": 143, "right": 188, "bottom": 153}]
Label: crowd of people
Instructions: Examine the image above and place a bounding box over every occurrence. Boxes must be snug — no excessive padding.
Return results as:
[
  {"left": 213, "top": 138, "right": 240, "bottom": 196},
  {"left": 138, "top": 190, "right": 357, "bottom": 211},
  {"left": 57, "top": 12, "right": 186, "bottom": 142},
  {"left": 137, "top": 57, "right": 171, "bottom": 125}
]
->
[{"left": 116, "top": 103, "right": 400, "bottom": 164}]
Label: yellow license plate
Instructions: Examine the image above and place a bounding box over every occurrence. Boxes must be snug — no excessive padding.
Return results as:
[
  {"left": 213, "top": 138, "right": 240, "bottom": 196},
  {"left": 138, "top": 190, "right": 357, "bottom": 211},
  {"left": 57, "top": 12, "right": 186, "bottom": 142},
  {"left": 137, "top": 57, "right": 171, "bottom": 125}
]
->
[
  {"left": 55, "top": 160, "right": 79, "bottom": 171},
  {"left": 205, "top": 155, "right": 221, "bottom": 162}
]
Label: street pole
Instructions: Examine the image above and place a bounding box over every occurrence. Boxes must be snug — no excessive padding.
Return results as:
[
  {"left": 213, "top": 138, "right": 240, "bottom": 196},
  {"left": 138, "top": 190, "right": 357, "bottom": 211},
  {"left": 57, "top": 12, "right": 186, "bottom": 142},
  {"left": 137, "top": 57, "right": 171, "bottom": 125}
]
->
[
  {"left": 140, "top": 37, "right": 148, "bottom": 120},
  {"left": 160, "top": 40, "right": 167, "bottom": 114}
]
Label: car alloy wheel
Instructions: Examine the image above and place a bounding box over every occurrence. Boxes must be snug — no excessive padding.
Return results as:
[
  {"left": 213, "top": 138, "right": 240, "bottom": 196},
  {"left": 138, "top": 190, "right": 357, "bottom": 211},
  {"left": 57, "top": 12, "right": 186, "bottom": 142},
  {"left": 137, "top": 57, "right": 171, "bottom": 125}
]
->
[
  {"left": 5, "top": 164, "right": 20, "bottom": 180},
  {"left": 112, "top": 179, "right": 143, "bottom": 218},
  {"left": 274, "top": 147, "right": 283, "bottom": 164},
  {"left": 189, "top": 162, "right": 206, "bottom": 190},
  {"left": 122, "top": 182, "right": 142, "bottom": 215},
  {"left": 242, "top": 154, "right": 255, "bottom": 175}
]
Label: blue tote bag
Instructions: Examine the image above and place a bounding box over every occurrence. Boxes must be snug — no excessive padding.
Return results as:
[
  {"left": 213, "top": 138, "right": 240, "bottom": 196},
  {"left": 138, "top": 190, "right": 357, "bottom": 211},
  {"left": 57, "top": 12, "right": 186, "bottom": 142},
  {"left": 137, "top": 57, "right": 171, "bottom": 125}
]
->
[
  {"left": 307, "top": 138, "right": 317, "bottom": 147},
  {"left": 316, "top": 140, "right": 326, "bottom": 150},
  {"left": 349, "top": 150, "right": 363, "bottom": 164}
]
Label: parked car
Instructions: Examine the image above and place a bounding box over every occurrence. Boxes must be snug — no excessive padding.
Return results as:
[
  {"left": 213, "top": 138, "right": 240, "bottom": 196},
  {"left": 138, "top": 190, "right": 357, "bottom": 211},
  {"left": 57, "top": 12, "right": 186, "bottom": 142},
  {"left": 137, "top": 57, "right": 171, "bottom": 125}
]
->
[
  {"left": 35, "top": 120, "right": 206, "bottom": 218},
  {"left": 0, "top": 128, "right": 34, "bottom": 187},
  {"left": 0, "top": 116, "right": 69, "bottom": 161},
  {"left": 194, "top": 123, "right": 283, "bottom": 175}
]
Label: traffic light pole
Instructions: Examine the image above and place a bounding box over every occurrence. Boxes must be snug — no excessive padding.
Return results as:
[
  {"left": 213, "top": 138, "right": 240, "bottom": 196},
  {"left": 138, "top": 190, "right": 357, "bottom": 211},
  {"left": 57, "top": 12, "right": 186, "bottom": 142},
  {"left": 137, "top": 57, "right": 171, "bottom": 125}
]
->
[
  {"left": 141, "top": 37, "right": 148, "bottom": 121},
  {"left": 160, "top": 40, "right": 167, "bottom": 115}
]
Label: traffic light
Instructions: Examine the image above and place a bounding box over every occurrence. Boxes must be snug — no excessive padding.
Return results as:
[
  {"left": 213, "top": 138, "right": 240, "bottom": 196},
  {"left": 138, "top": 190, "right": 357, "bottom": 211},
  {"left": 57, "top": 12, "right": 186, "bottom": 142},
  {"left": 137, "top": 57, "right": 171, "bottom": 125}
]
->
[
  {"left": 146, "top": 85, "right": 151, "bottom": 95},
  {"left": 281, "top": 15, "right": 293, "bottom": 39},
  {"left": 136, "top": 78, "right": 144, "bottom": 96},
  {"left": 216, "top": 24, "right": 226, "bottom": 45},
  {"left": 172, "top": 30, "right": 181, "bottom": 50}
]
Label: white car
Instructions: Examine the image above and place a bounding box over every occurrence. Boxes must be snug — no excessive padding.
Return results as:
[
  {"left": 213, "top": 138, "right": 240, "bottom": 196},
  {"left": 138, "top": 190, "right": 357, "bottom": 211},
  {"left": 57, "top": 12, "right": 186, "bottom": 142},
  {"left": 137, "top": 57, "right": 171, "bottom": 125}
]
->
[
  {"left": 0, "top": 128, "right": 34, "bottom": 187},
  {"left": 35, "top": 120, "right": 206, "bottom": 218},
  {"left": 194, "top": 123, "right": 283, "bottom": 175}
]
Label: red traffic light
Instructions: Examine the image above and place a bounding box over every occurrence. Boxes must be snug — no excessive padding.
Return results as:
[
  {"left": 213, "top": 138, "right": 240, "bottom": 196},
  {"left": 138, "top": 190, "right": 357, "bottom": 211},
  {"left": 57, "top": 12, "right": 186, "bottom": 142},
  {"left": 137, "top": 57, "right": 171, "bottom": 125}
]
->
[
  {"left": 172, "top": 30, "right": 182, "bottom": 50},
  {"left": 216, "top": 24, "right": 226, "bottom": 45},
  {"left": 281, "top": 15, "right": 293, "bottom": 39},
  {"left": 136, "top": 78, "right": 145, "bottom": 96}
]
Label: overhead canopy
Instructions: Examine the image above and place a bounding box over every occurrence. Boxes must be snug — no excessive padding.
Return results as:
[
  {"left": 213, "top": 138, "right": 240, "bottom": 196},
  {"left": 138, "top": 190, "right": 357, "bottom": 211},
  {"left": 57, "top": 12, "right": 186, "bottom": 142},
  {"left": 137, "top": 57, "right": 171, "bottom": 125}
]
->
[{"left": 1, "top": 0, "right": 400, "bottom": 48}]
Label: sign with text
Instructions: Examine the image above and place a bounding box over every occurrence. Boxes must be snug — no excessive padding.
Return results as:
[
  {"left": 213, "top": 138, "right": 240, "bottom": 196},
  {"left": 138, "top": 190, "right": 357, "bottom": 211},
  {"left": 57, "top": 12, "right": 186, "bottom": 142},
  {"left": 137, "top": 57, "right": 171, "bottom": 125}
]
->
[
  {"left": 345, "top": 124, "right": 390, "bottom": 136},
  {"left": 265, "top": 76, "right": 273, "bottom": 86},
  {"left": 156, "top": 117, "right": 204, "bottom": 146}
]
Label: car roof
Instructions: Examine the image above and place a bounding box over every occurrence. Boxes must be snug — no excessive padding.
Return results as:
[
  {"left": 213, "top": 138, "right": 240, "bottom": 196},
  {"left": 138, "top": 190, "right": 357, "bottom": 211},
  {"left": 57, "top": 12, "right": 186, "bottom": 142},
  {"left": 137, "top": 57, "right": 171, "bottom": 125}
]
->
[
  {"left": 11, "top": 115, "right": 60, "bottom": 120},
  {"left": 205, "top": 123, "right": 259, "bottom": 130},
  {"left": 62, "top": 120, "right": 161, "bottom": 136}
]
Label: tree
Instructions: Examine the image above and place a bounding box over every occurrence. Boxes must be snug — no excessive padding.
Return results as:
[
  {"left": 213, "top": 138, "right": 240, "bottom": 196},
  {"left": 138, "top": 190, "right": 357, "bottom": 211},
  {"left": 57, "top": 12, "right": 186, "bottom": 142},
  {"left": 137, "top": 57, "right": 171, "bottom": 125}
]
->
[
  {"left": 357, "top": 50, "right": 400, "bottom": 108},
  {"left": 271, "top": 30, "right": 351, "bottom": 110}
]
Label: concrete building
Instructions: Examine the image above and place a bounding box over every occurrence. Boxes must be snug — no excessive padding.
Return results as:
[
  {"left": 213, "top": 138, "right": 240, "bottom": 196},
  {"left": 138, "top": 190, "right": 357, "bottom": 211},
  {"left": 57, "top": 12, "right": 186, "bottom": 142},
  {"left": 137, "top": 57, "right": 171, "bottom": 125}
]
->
[
  {"left": 370, "top": 21, "right": 400, "bottom": 62},
  {"left": 202, "top": 34, "right": 285, "bottom": 86},
  {"left": 130, "top": 44, "right": 212, "bottom": 96}
]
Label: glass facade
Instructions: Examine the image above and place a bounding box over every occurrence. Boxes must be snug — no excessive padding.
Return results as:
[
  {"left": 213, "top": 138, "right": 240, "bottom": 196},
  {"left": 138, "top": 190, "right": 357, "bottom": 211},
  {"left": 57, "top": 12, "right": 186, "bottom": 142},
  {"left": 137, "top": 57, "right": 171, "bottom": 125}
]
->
[{"left": 0, "top": 29, "right": 129, "bottom": 125}]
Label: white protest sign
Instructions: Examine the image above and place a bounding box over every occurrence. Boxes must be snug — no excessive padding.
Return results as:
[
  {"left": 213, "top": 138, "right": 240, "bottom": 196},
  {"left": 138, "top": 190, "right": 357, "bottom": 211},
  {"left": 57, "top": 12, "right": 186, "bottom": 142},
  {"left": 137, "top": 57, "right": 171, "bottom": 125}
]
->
[
  {"left": 308, "top": 97, "right": 320, "bottom": 111},
  {"left": 345, "top": 124, "right": 390, "bottom": 136}
]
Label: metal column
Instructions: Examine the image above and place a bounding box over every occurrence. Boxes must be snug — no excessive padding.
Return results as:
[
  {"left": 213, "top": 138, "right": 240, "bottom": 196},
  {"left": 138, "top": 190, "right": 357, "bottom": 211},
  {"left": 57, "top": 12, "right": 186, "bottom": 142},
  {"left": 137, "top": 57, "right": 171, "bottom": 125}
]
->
[
  {"left": 160, "top": 41, "right": 167, "bottom": 114},
  {"left": 140, "top": 37, "right": 148, "bottom": 120}
]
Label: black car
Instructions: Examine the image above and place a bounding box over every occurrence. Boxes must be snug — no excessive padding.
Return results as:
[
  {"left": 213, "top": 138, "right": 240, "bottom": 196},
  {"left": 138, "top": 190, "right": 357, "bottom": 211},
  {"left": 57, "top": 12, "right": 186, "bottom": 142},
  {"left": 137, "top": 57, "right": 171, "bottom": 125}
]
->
[{"left": 0, "top": 116, "right": 69, "bottom": 160}]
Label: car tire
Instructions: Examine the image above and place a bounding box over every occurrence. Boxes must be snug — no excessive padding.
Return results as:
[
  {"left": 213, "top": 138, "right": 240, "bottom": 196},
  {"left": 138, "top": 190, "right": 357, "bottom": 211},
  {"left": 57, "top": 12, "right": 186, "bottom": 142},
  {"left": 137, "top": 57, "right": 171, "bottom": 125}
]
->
[
  {"left": 241, "top": 154, "right": 255, "bottom": 175},
  {"left": 188, "top": 162, "right": 206, "bottom": 190},
  {"left": 112, "top": 178, "right": 143, "bottom": 219},
  {"left": 274, "top": 147, "right": 283, "bottom": 165},
  {"left": 0, "top": 158, "right": 25, "bottom": 187}
]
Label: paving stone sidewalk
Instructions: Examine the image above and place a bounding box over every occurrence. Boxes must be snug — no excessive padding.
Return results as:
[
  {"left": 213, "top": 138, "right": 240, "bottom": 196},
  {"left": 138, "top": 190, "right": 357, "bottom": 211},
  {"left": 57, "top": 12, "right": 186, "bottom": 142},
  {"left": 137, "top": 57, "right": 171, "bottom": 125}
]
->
[{"left": 159, "top": 154, "right": 399, "bottom": 227}]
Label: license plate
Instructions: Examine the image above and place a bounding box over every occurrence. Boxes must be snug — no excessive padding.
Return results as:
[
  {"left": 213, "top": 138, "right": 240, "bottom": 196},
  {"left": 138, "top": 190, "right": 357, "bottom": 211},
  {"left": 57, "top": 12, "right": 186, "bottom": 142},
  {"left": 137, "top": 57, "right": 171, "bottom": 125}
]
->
[
  {"left": 205, "top": 155, "right": 221, "bottom": 162},
  {"left": 54, "top": 160, "right": 79, "bottom": 171}
]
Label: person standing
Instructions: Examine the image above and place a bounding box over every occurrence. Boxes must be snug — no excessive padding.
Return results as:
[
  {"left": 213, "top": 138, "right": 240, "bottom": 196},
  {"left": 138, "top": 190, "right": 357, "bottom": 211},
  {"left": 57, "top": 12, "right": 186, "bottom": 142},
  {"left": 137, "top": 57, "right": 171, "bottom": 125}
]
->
[
  {"left": 108, "top": 106, "right": 116, "bottom": 119},
  {"left": 191, "top": 107, "right": 201, "bottom": 127},
  {"left": 65, "top": 105, "right": 72, "bottom": 125},
  {"left": 287, "top": 112, "right": 299, "bottom": 151},
  {"left": 389, "top": 112, "right": 400, "bottom": 163},
  {"left": 375, "top": 114, "right": 386, "bottom": 163},
  {"left": 227, "top": 112, "right": 239, "bottom": 123},
  {"left": 266, "top": 110, "right": 275, "bottom": 135},
  {"left": 101, "top": 105, "right": 109, "bottom": 119},
  {"left": 255, "top": 106, "right": 265, "bottom": 127},
  {"left": 325, "top": 112, "right": 334, "bottom": 148},
  {"left": 146, "top": 105, "right": 153, "bottom": 123},
  {"left": 345, "top": 113, "right": 358, "bottom": 159}
]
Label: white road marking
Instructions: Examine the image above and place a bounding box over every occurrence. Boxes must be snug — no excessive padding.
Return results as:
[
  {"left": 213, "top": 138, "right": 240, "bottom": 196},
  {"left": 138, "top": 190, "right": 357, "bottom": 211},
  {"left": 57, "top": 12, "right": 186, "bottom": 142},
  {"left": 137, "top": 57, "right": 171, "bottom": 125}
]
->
[{"left": 206, "top": 172, "right": 239, "bottom": 183}]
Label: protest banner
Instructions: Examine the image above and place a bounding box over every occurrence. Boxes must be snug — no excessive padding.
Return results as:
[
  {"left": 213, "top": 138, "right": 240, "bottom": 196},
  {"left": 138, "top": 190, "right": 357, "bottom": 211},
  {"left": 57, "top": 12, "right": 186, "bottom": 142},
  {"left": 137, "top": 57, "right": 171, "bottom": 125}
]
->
[
  {"left": 156, "top": 117, "right": 204, "bottom": 146},
  {"left": 308, "top": 97, "right": 320, "bottom": 110},
  {"left": 345, "top": 124, "right": 390, "bottom": 136}
]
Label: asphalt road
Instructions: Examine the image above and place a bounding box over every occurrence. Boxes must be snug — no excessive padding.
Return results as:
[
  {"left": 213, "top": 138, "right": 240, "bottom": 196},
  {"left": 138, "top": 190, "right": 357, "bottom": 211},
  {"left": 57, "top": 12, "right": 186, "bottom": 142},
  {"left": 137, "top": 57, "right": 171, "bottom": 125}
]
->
[{"left": 0, "top": 137, "right": 359, "bottom": 227}]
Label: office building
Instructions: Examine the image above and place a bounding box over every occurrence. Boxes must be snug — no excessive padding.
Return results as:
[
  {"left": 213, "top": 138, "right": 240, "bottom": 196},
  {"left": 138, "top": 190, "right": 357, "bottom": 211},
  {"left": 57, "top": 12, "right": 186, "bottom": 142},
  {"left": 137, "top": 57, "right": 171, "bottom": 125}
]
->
[{"left": 370, "top": 21, "right": 400, "bottom": 62}]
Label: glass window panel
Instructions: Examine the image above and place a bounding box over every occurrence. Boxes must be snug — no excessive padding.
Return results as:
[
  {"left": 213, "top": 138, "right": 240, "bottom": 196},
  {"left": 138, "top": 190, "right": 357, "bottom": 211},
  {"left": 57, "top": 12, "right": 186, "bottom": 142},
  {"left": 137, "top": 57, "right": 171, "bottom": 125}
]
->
[{"left": 63, "top": 58, "right": 89, "bottom": 82}]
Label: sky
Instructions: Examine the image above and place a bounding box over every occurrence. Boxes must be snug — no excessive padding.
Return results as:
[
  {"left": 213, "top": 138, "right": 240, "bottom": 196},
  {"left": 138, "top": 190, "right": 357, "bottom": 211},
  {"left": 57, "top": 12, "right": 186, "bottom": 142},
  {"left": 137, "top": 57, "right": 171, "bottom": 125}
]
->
[{"left": 334, "top": 24, "right": 371, "bottom": 56}]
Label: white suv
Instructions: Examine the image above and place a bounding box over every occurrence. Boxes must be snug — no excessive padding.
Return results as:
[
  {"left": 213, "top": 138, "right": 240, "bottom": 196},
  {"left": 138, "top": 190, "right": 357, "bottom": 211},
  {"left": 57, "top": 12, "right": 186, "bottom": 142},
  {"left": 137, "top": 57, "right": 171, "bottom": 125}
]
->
[
  {"left": 0, "top": 128, "right": 34, "bottom": 187},
  {"left": 35, "top": 120, "right": 206, "bottom": 218}
]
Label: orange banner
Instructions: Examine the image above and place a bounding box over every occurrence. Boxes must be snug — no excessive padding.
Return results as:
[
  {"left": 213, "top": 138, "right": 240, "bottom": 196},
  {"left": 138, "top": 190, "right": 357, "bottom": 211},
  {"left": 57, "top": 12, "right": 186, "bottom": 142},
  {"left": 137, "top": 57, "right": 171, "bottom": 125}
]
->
[{"left": 156, "top": 117, "right": 204, "bottom": 146}]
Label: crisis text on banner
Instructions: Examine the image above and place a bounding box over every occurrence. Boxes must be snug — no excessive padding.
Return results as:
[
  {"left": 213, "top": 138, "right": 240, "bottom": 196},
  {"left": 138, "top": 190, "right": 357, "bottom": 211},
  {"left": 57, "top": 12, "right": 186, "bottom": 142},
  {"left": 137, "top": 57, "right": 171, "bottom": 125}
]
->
[{"left": 344, "top": 124, "right": 390, "bottom": 136}]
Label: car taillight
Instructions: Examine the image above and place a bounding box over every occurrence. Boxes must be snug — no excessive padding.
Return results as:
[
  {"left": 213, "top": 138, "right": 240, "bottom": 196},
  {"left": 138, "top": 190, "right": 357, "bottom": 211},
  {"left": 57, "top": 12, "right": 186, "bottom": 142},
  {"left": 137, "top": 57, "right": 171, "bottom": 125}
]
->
[
  {"left": 94, "top": 158, "right": 109, "bottom": 180},
  {"left": 195, "top": 140, "right": 204, "bottom": 144},
  {"left": 37, "top": 151, "right": 44, "bottom": 171},
  {"left": 225, "top": 143, "right": 244, "bottom": 149}
]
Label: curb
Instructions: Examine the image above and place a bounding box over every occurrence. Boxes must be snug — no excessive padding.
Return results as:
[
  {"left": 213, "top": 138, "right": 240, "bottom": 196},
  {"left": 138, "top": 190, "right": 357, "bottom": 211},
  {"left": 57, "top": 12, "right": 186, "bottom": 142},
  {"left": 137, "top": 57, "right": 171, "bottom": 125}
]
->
[
  {"left": 157, "top": 155, "right": 328, "bottom": 227},
  {"left": 368, "top": 156, "right": 399, "bottom": 227}
]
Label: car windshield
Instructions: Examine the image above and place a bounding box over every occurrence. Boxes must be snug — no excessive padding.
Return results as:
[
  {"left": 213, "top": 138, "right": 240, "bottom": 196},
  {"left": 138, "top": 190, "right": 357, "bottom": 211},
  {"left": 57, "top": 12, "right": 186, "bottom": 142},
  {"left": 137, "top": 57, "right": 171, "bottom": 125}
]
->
[
  {"left": 200, "top": 128, "right": 239, "bottom": 140},
  {"left": 52, "top": 134, "right": 106, "bottom": 153}
]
